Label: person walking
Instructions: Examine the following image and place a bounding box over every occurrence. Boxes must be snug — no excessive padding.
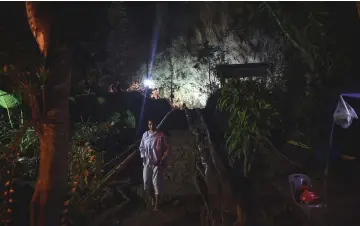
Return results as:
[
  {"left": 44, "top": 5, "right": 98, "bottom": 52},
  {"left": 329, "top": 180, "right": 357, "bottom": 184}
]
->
[{"left": 139, "top": 119, "right": 169, "bottom": 211}]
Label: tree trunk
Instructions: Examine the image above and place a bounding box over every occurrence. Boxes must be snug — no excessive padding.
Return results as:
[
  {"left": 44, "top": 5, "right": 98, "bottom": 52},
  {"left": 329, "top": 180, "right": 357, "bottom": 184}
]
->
[
  {"left": 26, "top": 2, "right": 72, "bottom": 226},
  {"left": 30, "top": 49, "right": 72, "bottom": 226}
]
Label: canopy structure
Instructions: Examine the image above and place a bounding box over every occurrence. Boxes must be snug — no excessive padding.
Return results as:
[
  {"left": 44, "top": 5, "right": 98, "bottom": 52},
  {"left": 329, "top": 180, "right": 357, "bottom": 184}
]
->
[
  {"left": 327, "top": 93, "right": 359, "bottom": 175},
  {"left": 322, "top": 93, "right": 359, "bottom": 218},
  {"left": 333, "top": 94, "right": 359, "bottom": 129}
]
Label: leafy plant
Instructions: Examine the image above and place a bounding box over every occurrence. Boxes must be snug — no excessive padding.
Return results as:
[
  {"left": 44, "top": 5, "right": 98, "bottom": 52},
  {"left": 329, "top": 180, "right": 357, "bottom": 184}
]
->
[
  {"left": 193, "top": 41, "right": 226, "bottom": 92},
  {"left": 20, "top": 128, "right": 39, "bottom": 156},
  {"left": 218, "top": 79, "right": 280, "bottom": 177},
  {"left": 0, "top": 90, "right": 20, "bottom": 128},
  {"left": 72, "top": 122, "right": 108, "bottom": 145},
  {"left": 68, "top": 144, "right": 98, "bottom": 199},
  {"left": 109, "top": 110, "right": 136, "bottom": 128},
  {"left": 0, "top": 119, "right": 39, "bottom": 156}
]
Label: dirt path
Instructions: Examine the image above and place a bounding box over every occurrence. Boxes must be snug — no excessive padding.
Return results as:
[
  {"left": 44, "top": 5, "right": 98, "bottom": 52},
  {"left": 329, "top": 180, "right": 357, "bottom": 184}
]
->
[
  {"left": 121, "top": 195, "right": 202, "bottom": 226},
  {"left": 120, "top": 130, "right": 203, "bottom": 226}
]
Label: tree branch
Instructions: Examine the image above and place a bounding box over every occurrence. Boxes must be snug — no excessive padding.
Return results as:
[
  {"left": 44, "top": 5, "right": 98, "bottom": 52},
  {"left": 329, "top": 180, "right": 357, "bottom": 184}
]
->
[{"left": 263, "top": 2, "right": 315, "bottom": 71}]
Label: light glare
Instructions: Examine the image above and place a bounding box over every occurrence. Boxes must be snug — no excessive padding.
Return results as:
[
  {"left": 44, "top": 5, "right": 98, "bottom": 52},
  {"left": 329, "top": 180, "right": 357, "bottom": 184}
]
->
[{"left": 144, "top": 79, "right": 154, "bottom": 88}]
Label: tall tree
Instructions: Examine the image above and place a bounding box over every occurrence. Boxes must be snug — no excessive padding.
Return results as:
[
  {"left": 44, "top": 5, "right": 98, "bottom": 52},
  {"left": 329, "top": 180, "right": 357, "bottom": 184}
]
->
[
  {"left": 26, "top": 2, "right": 72, "bottom": 226},
  {"left": 104, "top": 2, "right": 132, "bottom": 88}
]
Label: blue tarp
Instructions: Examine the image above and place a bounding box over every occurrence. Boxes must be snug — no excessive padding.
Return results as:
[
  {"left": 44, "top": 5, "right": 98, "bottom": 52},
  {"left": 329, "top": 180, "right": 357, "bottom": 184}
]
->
[{"left": 341, "top": 93, "right": 360, "bottom": 99}]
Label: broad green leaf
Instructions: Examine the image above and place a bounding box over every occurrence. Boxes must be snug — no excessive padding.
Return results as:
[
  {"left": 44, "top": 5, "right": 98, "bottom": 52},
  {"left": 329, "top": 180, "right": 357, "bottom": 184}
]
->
[{"left": 0, "top": 90, "right": 20, "bottom": 109}]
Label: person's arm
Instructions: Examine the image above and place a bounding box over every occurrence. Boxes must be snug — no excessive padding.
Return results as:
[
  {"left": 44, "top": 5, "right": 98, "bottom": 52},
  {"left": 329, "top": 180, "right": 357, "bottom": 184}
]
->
[
  {"left": 160, "top": 136, "right": 169, "bottom": 163},
  {"left": 139, "top": 132, "right": 147, "bottom": 159}
]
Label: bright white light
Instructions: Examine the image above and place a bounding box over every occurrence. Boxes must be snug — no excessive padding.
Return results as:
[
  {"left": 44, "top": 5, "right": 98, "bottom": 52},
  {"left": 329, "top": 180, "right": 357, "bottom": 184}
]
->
[{"left": 144, "top": 79, "right": 154, "bottom": 88}]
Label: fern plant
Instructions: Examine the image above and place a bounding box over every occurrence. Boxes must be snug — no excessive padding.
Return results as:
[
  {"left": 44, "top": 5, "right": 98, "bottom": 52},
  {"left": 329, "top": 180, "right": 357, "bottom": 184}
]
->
[{"left": 218, "top": 79, "right": 280, "bottom": 177}]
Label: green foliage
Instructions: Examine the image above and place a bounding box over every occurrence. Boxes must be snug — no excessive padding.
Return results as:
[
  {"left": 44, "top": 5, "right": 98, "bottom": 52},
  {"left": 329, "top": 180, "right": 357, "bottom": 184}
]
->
[
  {"left": 218, "top": 79, "right": 280, "bottom": 177},
  {"left": 64, "top": 122, "right": 107, "bottom": 211},
  {"left": 68, "top": 142, "right": 98, "bottom": 201},
  {"left": 109, "top": 110, "right": 136, "bottom": 128},
  {"left": 193, "top": 41, "right": 227, "bottom": 92},
  {"left": 0, "top": 90, "right": 19, "bottom": 109},
  {"left": 20, "top": 128, "right": 39, "bottom": 155},
  {"left": 0, "top": 119, "right": 39, "bottom": 221},
  {"left": 96, "top": 97, "right": 106, "bottom": 105},
  {"left": 136, "top": 38, "right": 213, "bottom": 108},
  {"left": 0, "top": 119, "right": 14, "bottom": 145},
  {"left": 134, "top": 2, "right": 286, "bottom": 108},
  {"left": 0, "top": 90, "right": 20, "bottom": 128},
  {"left": 0, "top": 120, "right": 39, "bottom": 155},
  {"left": 72, "top": 122, "right": 108, "bottom": 145}
]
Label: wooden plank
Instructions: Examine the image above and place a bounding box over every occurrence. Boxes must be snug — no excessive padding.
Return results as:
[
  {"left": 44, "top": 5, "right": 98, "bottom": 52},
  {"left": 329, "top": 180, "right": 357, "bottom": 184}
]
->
[{"left": 216, "top": 63, "right": 268, "bottom": 79}]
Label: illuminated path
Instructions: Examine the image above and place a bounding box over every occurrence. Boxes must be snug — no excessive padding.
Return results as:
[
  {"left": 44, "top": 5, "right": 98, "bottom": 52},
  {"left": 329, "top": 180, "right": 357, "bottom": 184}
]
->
[{"left": 121, "top": 130, "right": 202, "bottom": 226}]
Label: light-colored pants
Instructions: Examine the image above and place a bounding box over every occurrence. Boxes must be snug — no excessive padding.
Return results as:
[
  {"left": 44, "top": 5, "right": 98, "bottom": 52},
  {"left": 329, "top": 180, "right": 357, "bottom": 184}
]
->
[{"left": 143, "top": 164, "right": 164, "bottom": 195}]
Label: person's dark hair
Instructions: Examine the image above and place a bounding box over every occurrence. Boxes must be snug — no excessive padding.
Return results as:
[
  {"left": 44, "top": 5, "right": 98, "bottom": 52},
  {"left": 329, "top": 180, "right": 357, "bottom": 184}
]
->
[
  {"left": 148, "top": 118, "right": 171, "bottom": 136},
  {"left": 148, "top": 119, "right": 159, "bottom": 127}
]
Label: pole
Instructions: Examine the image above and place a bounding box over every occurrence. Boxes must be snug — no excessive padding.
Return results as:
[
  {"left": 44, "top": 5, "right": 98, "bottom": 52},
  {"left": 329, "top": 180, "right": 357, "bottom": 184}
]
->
[
  {"left": 323, "top": 120, "right": 335, "bottom": 225},
  {"left": 208, "top": 60, "right": 212, "bottom": 93},
  {"left": 170, "top": 59, "right": 174, "bottom": 106},
  {"left": 145, "top": 59, "right": 149, "bottom": 98},
  {"left": 146, "top": 59, "right": 149, "bottom": 79}
]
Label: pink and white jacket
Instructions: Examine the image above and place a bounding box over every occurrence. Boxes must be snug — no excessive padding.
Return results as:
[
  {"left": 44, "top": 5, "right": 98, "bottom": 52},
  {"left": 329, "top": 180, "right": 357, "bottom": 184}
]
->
[{"left": 139, "top": 131, "right": 169, "bottom": 166}]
